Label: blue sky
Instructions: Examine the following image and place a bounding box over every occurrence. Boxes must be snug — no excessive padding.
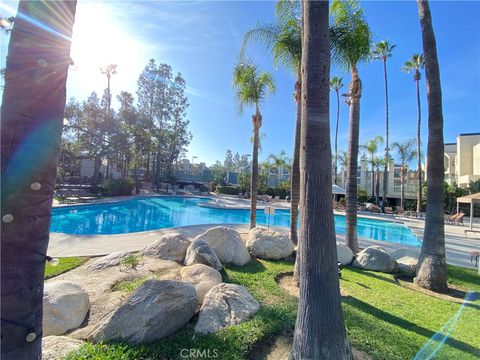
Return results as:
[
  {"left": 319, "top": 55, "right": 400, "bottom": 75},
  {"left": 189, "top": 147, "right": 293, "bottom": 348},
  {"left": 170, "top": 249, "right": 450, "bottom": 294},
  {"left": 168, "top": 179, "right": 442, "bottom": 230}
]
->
[{"left": 1, "top": 1, "right": 479, "bottom": 166}]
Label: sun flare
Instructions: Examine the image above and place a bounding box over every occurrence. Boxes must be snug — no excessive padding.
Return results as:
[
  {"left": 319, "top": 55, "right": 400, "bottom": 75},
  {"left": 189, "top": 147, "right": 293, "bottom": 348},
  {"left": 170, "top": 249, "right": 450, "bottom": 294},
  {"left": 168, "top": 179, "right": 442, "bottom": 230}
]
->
[{"left": 68, "top": 2, "right": 145, "bottom": 96}]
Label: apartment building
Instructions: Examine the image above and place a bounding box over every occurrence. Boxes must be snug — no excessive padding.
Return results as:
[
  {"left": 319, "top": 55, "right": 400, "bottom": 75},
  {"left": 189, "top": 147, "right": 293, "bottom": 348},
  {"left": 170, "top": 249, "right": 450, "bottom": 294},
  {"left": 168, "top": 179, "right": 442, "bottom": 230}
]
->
[
  {"left": 443, "top": 133, "right": 480, "bottom": 189},
  {"left": 337, "top": 159, "right": 421, "bottom": 204}
]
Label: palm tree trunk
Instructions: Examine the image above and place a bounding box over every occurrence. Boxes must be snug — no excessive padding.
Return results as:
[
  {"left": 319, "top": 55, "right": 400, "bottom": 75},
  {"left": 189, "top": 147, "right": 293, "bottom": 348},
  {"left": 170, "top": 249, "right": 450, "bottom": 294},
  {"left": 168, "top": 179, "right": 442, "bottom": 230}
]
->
[
  {"left": 371, "top": 160, "right": 375, "bottom": 200},
  {"left": 415, "top": 0, "right": 448, "bottom": 292},
  {"left": 345, "top": 66, "right": 362, "bottom": 254},
  {"left": 383, "top": 59, "right": 389, "bottom": 206},
  {"left": 401, "top": 167, "right": 405, "bottom": 207},
  {"left": 291, "top": 1, "right": 352, "bottom": 358},
  {"left": 334, "top": 88, "right": 340, "bottom": 185},
  {"left": 1, "top": 2, "right": 77, "bottom": 358},
  {"left": 416, "top": 78, "right": 423, "bottom": 212},
  {"left": 290, "top": 75, "right": 301, "bottom": 245},
  {"left": 250, "top": 111, "right": 261, "bottom": 229}
]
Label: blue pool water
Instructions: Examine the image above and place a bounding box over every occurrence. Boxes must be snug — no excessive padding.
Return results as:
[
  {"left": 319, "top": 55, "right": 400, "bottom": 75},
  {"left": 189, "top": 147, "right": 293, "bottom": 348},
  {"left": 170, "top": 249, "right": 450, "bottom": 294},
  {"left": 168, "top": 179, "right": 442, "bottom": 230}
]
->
[{"left": 51, "top": 196, "right": 421, "bottom": 246}]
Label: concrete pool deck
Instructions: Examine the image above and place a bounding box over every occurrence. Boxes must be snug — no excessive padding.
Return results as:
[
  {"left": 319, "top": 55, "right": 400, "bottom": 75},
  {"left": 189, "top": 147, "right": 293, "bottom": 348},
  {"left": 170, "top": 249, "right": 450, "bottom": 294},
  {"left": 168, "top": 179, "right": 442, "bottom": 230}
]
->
[{"left": 49, "top": 194, "right": 480, "bottom": 269}]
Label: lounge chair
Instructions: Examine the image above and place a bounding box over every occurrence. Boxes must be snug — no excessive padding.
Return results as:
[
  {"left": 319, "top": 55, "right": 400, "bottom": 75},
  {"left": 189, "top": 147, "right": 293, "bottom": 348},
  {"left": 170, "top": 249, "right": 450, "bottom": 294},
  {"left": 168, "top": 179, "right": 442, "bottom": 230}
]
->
[
  {"left": 395, "top": 206, "right": 405, "bottom": 216},
  {"left": 273, "top": 195, "right": 280, "bottom": 204},
  {"left": 454, "top": 213, "right": 465, "bottom": 226},
  {"left": 407, "top": 211, "right": 418, "bottom": 219},
  {"left": 385, "top": 207, "right": 394, "bottom": 215},
  {"left": 370, "top": 205, "right": 381, "bottom": 214},
  {"left": 444, "top": 213, "right": 456, "bottom": 224}
]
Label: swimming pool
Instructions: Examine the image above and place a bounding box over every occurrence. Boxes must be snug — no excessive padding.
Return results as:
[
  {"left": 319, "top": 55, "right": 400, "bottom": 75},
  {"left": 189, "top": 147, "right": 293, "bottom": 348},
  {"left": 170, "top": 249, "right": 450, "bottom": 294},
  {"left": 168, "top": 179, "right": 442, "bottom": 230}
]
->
[{"left": 51, "top": 196, "right": 421, "bottom": 247}]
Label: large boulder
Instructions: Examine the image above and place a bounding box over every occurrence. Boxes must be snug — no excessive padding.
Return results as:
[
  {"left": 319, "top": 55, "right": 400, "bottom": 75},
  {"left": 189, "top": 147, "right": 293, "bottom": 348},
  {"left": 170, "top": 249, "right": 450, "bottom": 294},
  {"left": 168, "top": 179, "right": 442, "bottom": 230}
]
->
[
  {"left": 246, "top": 228, "right": 294, "bottom": 260},
  {"left": 353, "top": 246, "right": 398, "bottom": 273},
  {"left": 195, "top": 283, "right": 259, "bottom": 334},
  {"left": 396, "top": 256, "right": 418, "bottom": 276},
  {"left": 390, "top": 247, "right": 421, "bottom": 261},
  {"left": 195, "top": 226, "right": 250, "bottom": 266},
  {"left": 42, "top": 336, "right": 84, "bottom": 360},
  {"left": 185, "top": 239, "right": 223, "bottom": 271},
  {"left": 141, "top": 233, "right": 190, "bottom": 261},
  {"left": 336, "top": 242, "right": 354, "bottom": 265},
  {"left": 43, "top": 281, "right": 90, "bottom": 336},
  {"left": 89, "top": 280, "right": 197, "bottom": 344},
  {"left": 181, "top": 264, "right": 223, "bottom": 304},
  {"left": 88, "top": 251, "right": 129, "bottom": 270}
]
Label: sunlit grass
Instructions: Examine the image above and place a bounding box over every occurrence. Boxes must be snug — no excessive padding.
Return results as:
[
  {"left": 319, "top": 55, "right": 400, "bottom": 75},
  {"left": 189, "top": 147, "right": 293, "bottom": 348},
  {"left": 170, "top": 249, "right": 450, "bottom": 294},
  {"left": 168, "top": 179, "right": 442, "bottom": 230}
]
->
[
  {"left": 44, "top": 257, "right": 88, "bottom": 279},
  {"left": 62, "top": 260, "right": 479, "bottom": 360}
]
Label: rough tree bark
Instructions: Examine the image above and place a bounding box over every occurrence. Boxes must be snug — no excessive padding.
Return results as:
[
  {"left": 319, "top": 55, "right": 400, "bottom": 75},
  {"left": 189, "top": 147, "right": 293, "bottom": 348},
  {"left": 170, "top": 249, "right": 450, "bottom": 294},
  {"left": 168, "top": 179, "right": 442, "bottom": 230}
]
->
[
  {"left": 250, "top": 110, "right": 261, "bottom": 229},
  {"left": 290, "top": 75, "right": 301, "bottom": 245},
  {"left": 415, "top": 72, "right": 423, "bottom": 212},
  {"left": 345, "top": 66, "right": 362, "bottom": 254},
  {"left": 414, "top": 0, "right": 448, "bottom": 292},
  {"left": 382, "top": 56, "right": 390, "bottom": 207},
  {"left": 1, "top": 1, "right": 77, "bottom": 359},
  {"left": 291, "top": 1, "right": 352, "bottom": 358}
]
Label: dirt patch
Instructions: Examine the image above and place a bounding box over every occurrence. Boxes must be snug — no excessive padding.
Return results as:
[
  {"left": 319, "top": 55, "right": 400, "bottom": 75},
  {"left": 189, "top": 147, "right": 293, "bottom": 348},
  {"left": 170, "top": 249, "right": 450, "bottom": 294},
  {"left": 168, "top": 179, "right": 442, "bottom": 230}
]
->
[
  {"left": 398, "top": 278, "right": 476, "bottom": 304},
  {"left": 276, "top": 272, "right": 348, "bottom": 298},
  {"left": 251, "top": 332, "right": 371, "bottom": 360}
]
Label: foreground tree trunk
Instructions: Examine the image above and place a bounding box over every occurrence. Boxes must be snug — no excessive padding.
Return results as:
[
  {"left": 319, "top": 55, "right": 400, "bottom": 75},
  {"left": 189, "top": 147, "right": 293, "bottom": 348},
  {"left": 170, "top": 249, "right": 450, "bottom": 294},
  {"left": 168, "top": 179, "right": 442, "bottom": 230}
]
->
[
  {"left": 345, "top": 66, "right": 362, "bottom": 254},
  {"left": 291, "top": 1, "right": 352, "bottom": 358},
  {"left": 415, "top": 0, "right": 448, "bottom": 292},
  {"left": 1, "top": 1, "right": 77, "bottom": 358},
  {"left": 290, "top": 76, "right": 301, "bottom": 245},
  {"left": 416, "top": 75, "right": 423, "bottom": 212},
  {"left": 250, "top": 110, "right": 261, "bottom": 229}
]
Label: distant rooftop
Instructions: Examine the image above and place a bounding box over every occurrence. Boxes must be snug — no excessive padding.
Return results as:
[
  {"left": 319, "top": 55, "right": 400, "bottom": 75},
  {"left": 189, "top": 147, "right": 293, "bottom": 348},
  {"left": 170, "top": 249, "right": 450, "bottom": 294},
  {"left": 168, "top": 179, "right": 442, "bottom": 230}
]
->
[{"left": 458, "top": 132, "right": 480, "bottom": 137}]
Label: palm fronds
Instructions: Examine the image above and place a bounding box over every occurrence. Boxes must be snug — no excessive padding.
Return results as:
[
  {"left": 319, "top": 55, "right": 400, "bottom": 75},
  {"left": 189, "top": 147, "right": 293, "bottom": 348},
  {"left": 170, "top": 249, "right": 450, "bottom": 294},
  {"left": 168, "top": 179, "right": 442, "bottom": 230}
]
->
[{"left": 330, "top": 0, "right": 373, "bottom": 71}]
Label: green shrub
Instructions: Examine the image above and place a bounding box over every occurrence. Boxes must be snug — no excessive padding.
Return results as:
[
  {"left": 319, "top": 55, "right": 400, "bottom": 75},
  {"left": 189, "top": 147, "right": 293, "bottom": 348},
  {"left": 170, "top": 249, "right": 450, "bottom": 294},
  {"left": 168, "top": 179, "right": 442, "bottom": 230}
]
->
[
  {"left": 357, "top": 188, "right": 368, "bottom": 203},
  {"left": 56, "top": 167, "right": 65, "bottom": 186},
  {"left": 216, "top": 185, "right": 240, "bottom": 195},
  {"left": 265, "top": 183, "right": 290, "bottom": 199},
  {"left": 101, "top": 178, "right": 135, "bottom": 197},
  {"left": 119, "top": 254, "right": 143, "bottom": 272}
]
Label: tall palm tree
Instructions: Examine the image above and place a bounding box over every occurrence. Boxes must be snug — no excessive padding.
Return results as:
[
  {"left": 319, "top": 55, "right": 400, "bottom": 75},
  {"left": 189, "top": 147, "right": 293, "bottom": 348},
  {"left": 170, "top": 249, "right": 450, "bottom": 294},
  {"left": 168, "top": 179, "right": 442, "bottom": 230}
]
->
[
  {"left": 330, "top": 76, "right": 344, "bottom": 185},
  {"left": 373, "top": 157, "right": 386, "bottom": 204},
  {"left": 392, "top": 140, "right": 417, "bottom": 207},
  {"left": 241, "top": 0, "right": 302, "bottom": 244},
  {"left": 372, "top": 40, "right": 396, "bottom": 208},
  {"left": 338, "top": 150, "right": 348, "bottom": 186},
  {"left": 360, "top": 136, "right": 384, "bottom": 202},
  {"left": 415, "top": 0, "right": 448, "bottom": 292},
  {"left": 232, "top": 60, "right": 275, "bottom": 229},
  {"left": 1, "top": 1, "right": 77, "bottom": 358},
  {"left": 291, "top": 1, "right": 352, "bottom": 358},
  {"left": 403, "top": 54, "right": 425, "bottom": 212},
  {"left": 331, "top": 0, "right": 372, "bottom": 253},
  {"left": 269, "top": 150, "right": 291, "bottom": 187}
]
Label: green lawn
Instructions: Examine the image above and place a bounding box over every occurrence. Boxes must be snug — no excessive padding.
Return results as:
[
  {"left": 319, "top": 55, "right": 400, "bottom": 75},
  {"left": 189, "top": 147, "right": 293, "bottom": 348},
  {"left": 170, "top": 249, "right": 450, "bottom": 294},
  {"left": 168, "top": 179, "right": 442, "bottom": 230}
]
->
[
  {"left": 61, "top": 259, "right": 479, "bottom": 360},
  {"left": 45, "top": 257, "right": 89, "bottom": 279}
]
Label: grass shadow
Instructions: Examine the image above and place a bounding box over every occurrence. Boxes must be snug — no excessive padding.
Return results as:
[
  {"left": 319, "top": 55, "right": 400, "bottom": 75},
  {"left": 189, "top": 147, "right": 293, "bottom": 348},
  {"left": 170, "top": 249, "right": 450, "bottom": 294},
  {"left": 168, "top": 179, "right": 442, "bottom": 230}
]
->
[{"left": 345, "top": 295, "right": 480, "bottom": 357}]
